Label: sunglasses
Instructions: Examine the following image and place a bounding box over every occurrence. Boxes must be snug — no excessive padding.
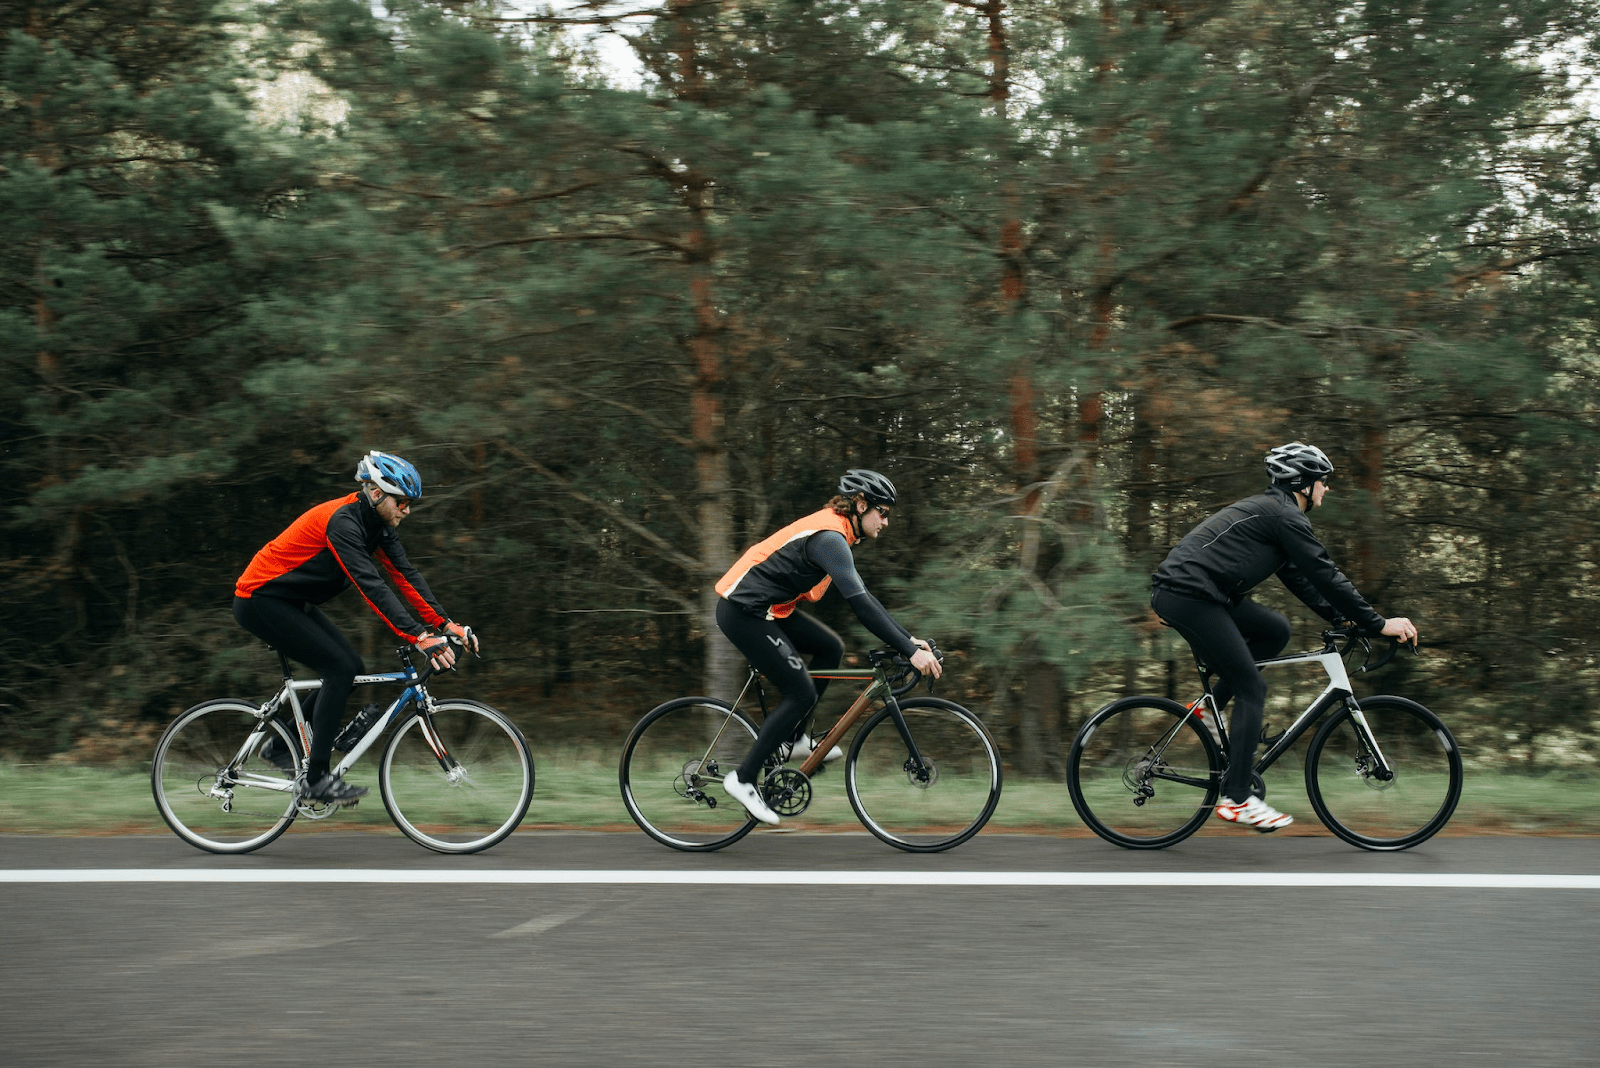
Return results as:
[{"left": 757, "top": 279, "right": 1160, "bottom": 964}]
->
[
  {"left": 872, "top": 505, "right": 892, "bottom": 518},
  {"left": 388, "top": 494, "right": 416, "bottom": 510}
]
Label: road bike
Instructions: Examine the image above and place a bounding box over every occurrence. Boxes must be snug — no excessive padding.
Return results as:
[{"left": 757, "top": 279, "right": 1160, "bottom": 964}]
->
[
  {"left": 1067, "top": 628, "right": 1462, "bottom": 852},
  {"left": 619, "top": 647, "right": 1002, "bottom": 853},
  {"left": 151, "top": 641, "right": 534, "bottom": 855}
]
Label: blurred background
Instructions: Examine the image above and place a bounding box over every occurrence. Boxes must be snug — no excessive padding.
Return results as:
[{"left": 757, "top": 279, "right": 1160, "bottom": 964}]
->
[{"left": 3, "top": 0, "right": 1597, "bottom": 812}]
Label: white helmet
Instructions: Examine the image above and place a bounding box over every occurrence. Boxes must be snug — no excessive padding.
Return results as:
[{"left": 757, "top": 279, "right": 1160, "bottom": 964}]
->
[{"left": 1265, "top": 442, "right": 1333, "bottom": 489}]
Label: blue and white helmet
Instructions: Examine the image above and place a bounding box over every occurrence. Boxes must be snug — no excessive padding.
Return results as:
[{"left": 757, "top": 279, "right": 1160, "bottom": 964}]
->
[{"left": 355, "top": 450, "right": 423, "bottom": 499}]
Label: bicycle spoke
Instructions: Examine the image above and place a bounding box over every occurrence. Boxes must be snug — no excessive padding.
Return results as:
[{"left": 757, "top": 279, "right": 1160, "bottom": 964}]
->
[
  {"left": 151, "top": 700, "right": 299, "bottom": 854},
  {"left": 380, "top": 700, "right": 534, "bottom": 854},
  {"left": 1306, "top": 696, "right": 1462, "bottom": 850},
  {"left": 619, "top": 698, "right": 760, "bottom": 851},
  {"left": 846, "top": 698, "right": 1001, "bottom": 852},
  {"left": 1068, "top": 698, "right": 1221, "bottom": 849}
]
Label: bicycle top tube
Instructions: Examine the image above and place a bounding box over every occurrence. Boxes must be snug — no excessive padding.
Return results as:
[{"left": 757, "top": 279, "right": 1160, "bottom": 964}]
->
[
  {"left": 807, "top": 667, "right": 882, "bottom": 681},
  {"left": 284, "top": 670, "right": 415, "bottom": 691}
]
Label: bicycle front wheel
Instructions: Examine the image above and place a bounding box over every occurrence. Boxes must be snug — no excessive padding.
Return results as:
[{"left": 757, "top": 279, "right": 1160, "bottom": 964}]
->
[
  {"left": 1305, "top": 695, "right": 1463, "bottom": 851},
  {"left": 379, "top": 700, "right": 534, "bottom": 854},
  {"left": 151, "top": 699, "right": 299, "bottom": 854},
  {"left": 618, "top": 697, "right": 760, "bottom": 851},
  {"left": 1067, "top": 696, "right": 1222, "bottom": 849},
  {"left": 845, "top": 697, "right": 1002, "bottom": 853}
]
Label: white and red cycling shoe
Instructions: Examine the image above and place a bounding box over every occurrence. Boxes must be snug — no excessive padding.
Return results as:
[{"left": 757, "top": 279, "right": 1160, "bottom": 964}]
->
[{"left": 1215, "top": 795, "right": 1294, "bottom": 832}]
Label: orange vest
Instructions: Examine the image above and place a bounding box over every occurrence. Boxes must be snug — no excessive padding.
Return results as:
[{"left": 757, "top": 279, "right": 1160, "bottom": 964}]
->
[{"left": 715, "top": 508, "right": 858, "bottom": 618}]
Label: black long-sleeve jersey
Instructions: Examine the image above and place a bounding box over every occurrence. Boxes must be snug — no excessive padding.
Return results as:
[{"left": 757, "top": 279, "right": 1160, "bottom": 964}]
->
[{"left": 1153, "top": 485, "right": 1385, "bottom": 634}]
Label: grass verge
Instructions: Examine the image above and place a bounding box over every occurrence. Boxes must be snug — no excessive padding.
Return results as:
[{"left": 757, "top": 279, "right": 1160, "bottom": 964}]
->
[{"left": 3, "top": 753, "right": 1596, "bottom": 838}]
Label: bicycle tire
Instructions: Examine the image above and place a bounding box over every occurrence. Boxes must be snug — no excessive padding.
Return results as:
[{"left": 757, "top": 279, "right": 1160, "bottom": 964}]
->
[
  {"left": 618, "top": 697, "right": 760, "bottom": 852},
  {"left": 1066, "top": 696, "right": 1223, "bottom": 849},
  {"left": 379, "top": 699, "right": 534, "bottom": 854},
  {"left": 151, "top": 698, "right": 300, "bottom": 854},
  {"left": 1304, "top": 695, "right": 1462, "bottom": 851},
  {"left": 845, "top": 697, "right": 1002, "bottom": 853}
]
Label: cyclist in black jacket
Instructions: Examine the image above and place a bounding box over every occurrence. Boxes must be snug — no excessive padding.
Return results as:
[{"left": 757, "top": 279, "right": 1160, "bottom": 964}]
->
[{"left": 1151, "top": 442, "right": 1418, "bottom": 831}]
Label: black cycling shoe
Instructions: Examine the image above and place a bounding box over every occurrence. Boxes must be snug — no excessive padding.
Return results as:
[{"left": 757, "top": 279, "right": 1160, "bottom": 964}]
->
[
  {"left": 260, "top": 735, "right": 296, "bottom": 773},
  {"left": 299, "top": 773, "right": 369, "bottom": 805}
]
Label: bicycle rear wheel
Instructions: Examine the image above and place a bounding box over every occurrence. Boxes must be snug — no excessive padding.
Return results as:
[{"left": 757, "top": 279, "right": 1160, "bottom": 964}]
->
[
  {"left": 1305, "top": 695, "right": 1462, "bottom": 851},
  {"left": 618, "top": 697, "right": 760, "bottom": 851},
  {"left": 151, "top": 699, "right": 299, "bottom": 854},
  {"left": 379, "top": 699, "right": 534, "bottom": 854},
  {"left": 1067, "top": 696, "right": 1222, "bottom": 849},
  {"left": 845, "top": 697, "right": 1002, "bottom": 853}
]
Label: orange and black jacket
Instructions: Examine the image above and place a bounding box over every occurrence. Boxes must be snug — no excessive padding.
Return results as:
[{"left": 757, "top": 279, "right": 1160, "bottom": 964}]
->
[{"left": 234, "top": 492, "right": 447, "bottom": 641}]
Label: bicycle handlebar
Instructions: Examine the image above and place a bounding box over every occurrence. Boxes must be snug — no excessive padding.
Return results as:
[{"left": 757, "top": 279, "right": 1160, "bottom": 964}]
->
[
  {"left": 400, "top": 631, "right": 479, "bottom": 686},
  {"left": 1320, "top": 627, "right": 1417, "bottom": 674},
  {"left": 868, "top": 641, "right": 944, "bottom": 698}
]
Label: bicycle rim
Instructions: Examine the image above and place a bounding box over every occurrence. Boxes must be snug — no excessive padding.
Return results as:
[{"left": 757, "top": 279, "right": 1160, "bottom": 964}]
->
[
  {"left": 151, "top": 699, "right": 299, "bottom": 854},
  {"left": 845, "top": 698, "right": 1002, "bottom": 853},
  {"left": 1306, "top": 696, "right": 1462, "bottom": 851},
  {"left": 379, "top": 700, "right": 534, "bottom": 854},
  {"left": 619, "top": 698, "right": 759, "bottom": 851},
  {"left": 1067, "top": 697, "right": 1221, "bottom": 849}
]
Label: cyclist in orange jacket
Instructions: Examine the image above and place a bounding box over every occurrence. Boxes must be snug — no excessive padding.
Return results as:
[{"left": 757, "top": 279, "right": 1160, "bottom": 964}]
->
[
  {"left": 232, "top": 451, "right": 478, "bottom": 804},
  {"left": 713, "top": 469, "right": 942, "bottom": 825}
]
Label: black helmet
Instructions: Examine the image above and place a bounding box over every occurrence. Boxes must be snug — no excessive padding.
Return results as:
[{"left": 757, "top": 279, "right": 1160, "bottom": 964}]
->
[
  {"left": 838, "top": 468, "right": 897, "bottom": 507},
  {"left": 1265, "top": 442, "right": 1334, "bottom": 490}
]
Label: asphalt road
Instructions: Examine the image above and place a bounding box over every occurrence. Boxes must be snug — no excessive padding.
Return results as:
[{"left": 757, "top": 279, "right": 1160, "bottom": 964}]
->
[{"left": 3, "top": 832, "right": 1597, "bottom": 1067}]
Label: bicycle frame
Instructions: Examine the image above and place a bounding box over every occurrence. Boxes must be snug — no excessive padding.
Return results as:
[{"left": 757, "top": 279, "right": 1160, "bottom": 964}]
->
[
  {"left": 731, "top": 661, "right": 929, "bottom": 778},
  {"left": 239, "top": 650, "right": 455, "bottom": 793},
  {"left": 1196, "top": 642, "right": 1394, "bottom": 781}
]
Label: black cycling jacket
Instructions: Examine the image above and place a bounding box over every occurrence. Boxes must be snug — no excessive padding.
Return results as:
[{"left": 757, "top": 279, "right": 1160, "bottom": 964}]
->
[{"left": 1152, "top": 485, "right": 1385, "bottom": 634}]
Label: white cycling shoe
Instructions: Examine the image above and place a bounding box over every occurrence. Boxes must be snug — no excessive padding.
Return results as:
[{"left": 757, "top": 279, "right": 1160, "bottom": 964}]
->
[
  {"left": 781, "top": 733, "right": 842, "bottom": 764},
  {"left": 1214, "top": 795, "right": 1294, "bottom": 832},
  {"left": 722, "top": 772, "right": 780, "bottom": 825}
]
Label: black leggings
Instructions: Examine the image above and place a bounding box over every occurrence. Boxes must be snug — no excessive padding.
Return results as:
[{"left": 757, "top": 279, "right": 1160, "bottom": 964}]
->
[
  {"left": 714, "top": 598, "right": 844, "bottom": 784},
  {"left": 232, "top": 594, "right": 365, "bottom": 781},
  {"left": 1151, "top": 588, "right": 1291, "bottom": 804}
]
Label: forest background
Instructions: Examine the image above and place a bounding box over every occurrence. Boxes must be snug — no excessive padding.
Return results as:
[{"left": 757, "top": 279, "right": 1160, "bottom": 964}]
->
[{"left": 4, "top": 0, "right": 1598, "bottom": 806}]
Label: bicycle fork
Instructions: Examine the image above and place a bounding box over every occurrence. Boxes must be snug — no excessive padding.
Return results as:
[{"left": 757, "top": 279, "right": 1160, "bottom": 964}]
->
[
  {"left": 1343, "top": 701, "right": 1396, "bottom": 782},
  {"left": 412, "top": 697, "right": 466, "bottom": 783},
  {"left": 883, "top": 699, "right": 934, "bottom": 783}
]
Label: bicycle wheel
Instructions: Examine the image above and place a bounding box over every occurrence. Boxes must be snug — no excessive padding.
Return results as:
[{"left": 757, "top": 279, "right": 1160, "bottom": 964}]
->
[
  {"left": 1305, "top": 695, "right": 1463, "bottom": 851},
  {"left": 151, "top": 699, "right": 300, "bottom": 854},
  {"left": 618, "top": 697, "right": 761, "bottom": 851},
  {"left": 845, "top": 697, "right": 1002, "bottom": 853},
  {"left": 379, "top": 699, "right": 534, "bottom": 854},
  {"left": 1067, "top": 696, "right": 1222, "bottom": 849}
]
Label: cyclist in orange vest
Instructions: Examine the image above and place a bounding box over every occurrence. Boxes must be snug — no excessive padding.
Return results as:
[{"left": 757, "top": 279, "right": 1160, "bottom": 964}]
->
[{"left": 713, "top": 469, "right": 942, "bottom": 825}]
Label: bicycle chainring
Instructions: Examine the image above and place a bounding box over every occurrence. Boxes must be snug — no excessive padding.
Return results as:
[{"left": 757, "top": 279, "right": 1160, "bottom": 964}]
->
[{"left": 762, "top": 767, "right": 813, "bottom": 816}]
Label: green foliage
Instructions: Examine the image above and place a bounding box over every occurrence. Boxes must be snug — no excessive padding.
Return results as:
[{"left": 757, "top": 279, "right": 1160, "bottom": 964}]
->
[{"left": 1, "top": 0, "right": 1597, "bottom": 787}]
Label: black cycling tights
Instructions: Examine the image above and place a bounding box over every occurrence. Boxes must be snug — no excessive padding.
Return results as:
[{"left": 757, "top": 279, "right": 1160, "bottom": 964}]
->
[
  {"left": 714, "top": 598, "right": 844, "bottom": 784},
  {"left": 233, "top": 594, "right": 365, "bottom": 782},
  {"left": 1151, "top": 588, "right": 1291, "bottom": 805}
]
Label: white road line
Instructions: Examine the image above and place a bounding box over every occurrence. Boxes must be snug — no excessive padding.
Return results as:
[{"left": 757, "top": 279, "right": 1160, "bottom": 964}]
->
[
  {"left": 490, "top": 905, "right": 593, "bottom": 938},
  {"left": 1, "top": 870, "right": 1598, "bottom": 889}
]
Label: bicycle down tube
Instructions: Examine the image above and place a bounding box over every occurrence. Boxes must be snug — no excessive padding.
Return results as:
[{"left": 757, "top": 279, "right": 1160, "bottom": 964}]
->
[{"left": 1227, "top": 646, "right": 1390, "bottom": 780}]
